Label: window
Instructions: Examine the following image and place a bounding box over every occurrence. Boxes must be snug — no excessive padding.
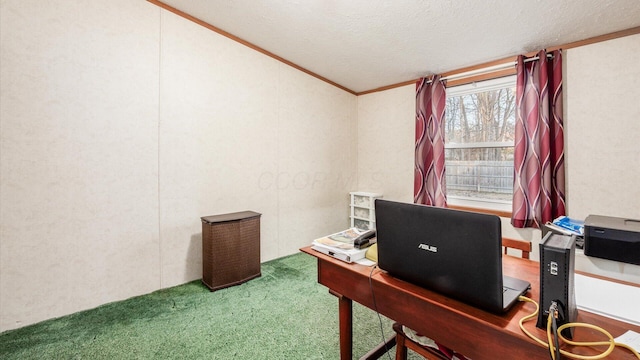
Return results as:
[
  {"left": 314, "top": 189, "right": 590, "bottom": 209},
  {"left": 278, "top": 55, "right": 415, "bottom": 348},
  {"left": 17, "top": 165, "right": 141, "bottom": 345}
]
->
[{"left": 445, "top": 76, "right": 516, "bottom": 207}]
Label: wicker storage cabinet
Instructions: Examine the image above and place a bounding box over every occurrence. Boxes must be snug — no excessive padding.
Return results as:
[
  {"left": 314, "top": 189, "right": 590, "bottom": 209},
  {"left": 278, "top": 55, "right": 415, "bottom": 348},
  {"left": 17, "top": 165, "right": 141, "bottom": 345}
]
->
[{"left": 201, "top": 211, "right": 261, "bottom": 291}]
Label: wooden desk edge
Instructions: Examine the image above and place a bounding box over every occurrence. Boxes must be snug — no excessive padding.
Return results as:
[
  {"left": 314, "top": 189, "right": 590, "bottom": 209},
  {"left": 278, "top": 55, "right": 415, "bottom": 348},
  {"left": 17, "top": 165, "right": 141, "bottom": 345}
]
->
[{"left": 300, "top": 246, "right": 640, "bottom": 360}]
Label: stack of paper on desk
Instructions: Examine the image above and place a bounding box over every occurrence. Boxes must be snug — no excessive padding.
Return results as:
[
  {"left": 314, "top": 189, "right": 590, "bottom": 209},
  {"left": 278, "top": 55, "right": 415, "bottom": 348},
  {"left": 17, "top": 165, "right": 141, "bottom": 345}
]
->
[
  {"left": 311, "top": 228, "right": 375, "bottom": 263},
  {"left": 327, "top": 227, "right": 376, "bottom": 248},
  {"left": 311, "top": 240, "right": 368, "bottom": 263},
  {"left": 546, "top": 216, "right": 585, "bottom": 236}
]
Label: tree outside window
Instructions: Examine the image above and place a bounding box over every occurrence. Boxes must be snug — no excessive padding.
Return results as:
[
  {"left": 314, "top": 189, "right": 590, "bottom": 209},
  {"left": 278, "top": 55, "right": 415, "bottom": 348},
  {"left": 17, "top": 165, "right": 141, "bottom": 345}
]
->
[{"left": 445, "top": 76, "right": 516, "bottom": 203}]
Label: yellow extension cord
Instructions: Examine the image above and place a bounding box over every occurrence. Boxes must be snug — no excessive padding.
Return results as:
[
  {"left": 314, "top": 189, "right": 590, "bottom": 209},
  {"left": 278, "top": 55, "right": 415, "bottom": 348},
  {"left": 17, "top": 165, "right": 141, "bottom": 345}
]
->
[{"left": 517, "top": 296, "right": 640, "bottom": 359}]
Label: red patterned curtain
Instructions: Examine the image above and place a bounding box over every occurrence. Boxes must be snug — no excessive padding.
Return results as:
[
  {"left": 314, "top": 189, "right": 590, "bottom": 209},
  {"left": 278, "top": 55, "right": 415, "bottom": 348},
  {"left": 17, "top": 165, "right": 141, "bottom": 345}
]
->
[
  {"left": 512, "top": 50, "right": 565, "bottom": 228},
  {"left": 414, "top": 76, "right": 447, "bottom": 207}
]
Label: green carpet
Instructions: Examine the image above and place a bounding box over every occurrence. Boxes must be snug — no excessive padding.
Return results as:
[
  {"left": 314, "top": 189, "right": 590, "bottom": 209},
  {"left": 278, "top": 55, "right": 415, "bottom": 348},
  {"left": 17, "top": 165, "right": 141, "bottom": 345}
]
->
[{"left": 0, "top": 253, "right": 420, "bottom": 359}]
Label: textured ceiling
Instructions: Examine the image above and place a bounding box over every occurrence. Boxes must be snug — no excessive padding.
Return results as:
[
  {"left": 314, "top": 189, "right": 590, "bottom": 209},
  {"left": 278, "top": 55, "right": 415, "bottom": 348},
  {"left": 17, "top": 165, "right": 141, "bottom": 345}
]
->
[{"left": 157, "top": 0, "right": 640, "bottom": 93}]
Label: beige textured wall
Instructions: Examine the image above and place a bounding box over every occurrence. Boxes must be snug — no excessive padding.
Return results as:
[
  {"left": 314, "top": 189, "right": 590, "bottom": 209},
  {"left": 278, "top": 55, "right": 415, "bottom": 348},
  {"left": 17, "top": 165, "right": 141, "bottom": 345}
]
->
[
  {"left": 356, "top": 85, "right": 415, "bottom": 202},
  {"left": 157, "top": 11, "right": 357, "bottom": 287},
  {"left": 564, "top": 33, "right": 640, "bottom": 281},
  {"left": 564, "top": 34, "right": 640, "bottom": 220},
  {"left": 0, "top": 1, "right": 356, "bottom": 331},
  {"left": 1, "top": 0, "right": 161, "bottom": 332}
]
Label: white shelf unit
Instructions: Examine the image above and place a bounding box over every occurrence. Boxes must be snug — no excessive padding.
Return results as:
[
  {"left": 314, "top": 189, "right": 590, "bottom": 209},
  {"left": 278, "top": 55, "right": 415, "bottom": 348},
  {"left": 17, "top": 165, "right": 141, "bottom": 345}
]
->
[{"left": 350, "top": 192, "right": 383, "bottom": 230}]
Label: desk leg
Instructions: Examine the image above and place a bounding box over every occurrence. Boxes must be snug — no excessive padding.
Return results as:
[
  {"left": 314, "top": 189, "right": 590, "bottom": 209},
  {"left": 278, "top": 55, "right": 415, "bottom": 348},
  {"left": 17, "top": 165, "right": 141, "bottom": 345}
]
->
[{"left": 331, "top": 290, "right": 353, "bottom": 360}]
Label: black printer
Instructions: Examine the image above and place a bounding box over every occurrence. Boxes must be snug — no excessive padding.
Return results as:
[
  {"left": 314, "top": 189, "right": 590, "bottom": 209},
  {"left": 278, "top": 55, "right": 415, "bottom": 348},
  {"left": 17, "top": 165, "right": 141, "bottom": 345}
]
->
[{"left": 584, "top": 215, "right": 640, "bottom": 265}]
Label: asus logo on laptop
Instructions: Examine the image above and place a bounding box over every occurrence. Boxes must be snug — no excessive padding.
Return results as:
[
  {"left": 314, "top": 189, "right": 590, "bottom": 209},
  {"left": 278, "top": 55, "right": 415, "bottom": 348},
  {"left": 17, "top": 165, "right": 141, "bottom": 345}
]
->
[{"left": 418, "top": 243, "right": 438, "bottom": 253}]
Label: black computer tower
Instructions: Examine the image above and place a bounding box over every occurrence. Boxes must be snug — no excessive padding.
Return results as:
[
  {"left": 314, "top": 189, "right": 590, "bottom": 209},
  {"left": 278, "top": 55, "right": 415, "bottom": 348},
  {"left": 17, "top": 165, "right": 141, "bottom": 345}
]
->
[{"left": 537, "top": 233, "right": 577, "bottom": 339}]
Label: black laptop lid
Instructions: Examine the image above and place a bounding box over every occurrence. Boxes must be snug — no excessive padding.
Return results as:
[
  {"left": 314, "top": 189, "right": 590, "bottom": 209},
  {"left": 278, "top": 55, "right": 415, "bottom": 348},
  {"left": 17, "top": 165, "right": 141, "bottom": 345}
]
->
[{"left": 375, "top": 199, "right": 504, "bottom": 313}]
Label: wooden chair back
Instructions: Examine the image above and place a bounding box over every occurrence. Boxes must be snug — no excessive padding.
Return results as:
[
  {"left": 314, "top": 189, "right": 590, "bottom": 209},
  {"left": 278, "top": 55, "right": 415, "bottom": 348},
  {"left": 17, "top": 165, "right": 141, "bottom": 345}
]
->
[{"left": 502, "top": 237, "right": 532, "bottom": 259}]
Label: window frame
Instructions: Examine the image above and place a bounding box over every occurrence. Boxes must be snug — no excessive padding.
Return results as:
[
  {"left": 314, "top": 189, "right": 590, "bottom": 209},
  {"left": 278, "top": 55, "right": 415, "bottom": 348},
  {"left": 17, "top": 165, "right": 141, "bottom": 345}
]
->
[{"left": 444, "top": 75, "right": 517, "bottom": 216}]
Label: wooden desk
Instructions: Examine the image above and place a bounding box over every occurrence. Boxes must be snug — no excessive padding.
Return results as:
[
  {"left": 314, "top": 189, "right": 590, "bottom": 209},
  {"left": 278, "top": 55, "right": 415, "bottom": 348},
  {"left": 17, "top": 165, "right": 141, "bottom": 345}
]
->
[{"left": 300, "top": 246, "right": 640, "bottom": 360}]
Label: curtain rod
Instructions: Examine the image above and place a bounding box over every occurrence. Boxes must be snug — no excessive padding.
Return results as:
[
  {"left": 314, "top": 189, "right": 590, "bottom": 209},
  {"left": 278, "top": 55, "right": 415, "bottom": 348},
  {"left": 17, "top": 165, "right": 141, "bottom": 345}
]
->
[{"left": 427, "top": 53, "right": 555, "bottom": 84}]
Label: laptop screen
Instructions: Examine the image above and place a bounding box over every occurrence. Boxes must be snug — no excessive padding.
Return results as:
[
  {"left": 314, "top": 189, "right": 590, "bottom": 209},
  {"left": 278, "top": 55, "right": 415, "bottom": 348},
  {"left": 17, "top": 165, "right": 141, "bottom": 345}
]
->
[{"left": 375, "top": 199, "right": 506, "bottom": 313}]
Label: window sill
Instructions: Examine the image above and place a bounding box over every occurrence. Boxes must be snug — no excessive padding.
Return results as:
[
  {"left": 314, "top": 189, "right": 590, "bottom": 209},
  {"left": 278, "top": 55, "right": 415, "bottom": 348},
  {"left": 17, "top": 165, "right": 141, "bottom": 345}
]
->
[{"left": 447, "top": 197, "right": 512, "bottom": 218}]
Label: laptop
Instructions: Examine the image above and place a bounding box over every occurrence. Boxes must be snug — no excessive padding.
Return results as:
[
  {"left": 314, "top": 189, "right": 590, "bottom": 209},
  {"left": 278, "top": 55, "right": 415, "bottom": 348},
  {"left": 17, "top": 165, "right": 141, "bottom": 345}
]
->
[{"left": 375, "top": 199, "right": 530, "bottom": 314}]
